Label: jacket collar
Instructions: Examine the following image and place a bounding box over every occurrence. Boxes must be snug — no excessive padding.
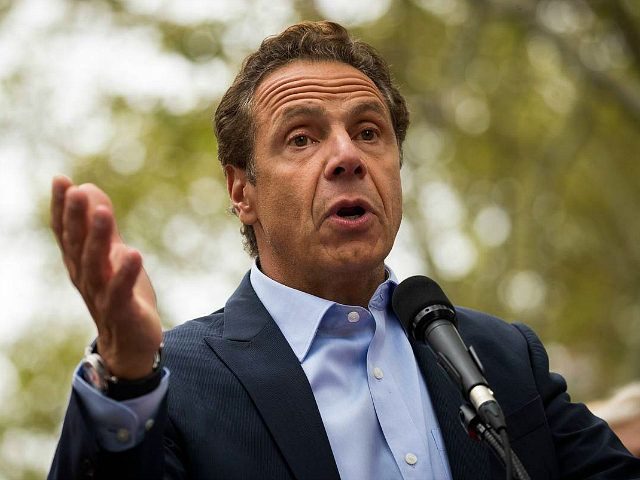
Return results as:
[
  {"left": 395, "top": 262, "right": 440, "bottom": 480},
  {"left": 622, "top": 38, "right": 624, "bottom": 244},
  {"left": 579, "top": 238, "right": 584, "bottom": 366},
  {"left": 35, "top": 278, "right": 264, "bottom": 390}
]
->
[{"left": 205, "top": 272, "right": 341, "bottom": 480}]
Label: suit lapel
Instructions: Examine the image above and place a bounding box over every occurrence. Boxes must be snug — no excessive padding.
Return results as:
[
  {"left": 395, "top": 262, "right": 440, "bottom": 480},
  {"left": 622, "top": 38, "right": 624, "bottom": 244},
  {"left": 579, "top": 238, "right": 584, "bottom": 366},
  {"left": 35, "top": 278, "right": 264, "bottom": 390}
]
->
[
  {"left": 412, "top": 341, "right": 491, "bottom": 480},
  {"left": 204, "top": 274, "right": 340, "bottom": 480}
]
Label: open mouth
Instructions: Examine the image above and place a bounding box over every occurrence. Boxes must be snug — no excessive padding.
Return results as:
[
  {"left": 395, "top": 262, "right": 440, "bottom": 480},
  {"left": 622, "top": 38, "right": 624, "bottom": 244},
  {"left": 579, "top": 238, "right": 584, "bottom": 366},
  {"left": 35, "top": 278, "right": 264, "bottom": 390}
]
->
[{"left": 336, "top": 205, "right": 366, "bottom": 220}]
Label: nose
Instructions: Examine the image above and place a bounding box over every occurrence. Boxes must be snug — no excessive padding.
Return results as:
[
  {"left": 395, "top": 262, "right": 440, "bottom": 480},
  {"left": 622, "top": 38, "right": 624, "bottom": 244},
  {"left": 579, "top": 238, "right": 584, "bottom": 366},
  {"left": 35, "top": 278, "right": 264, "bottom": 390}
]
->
[{"left": 323, "top": 132, "right": 367, "bottom": 180}]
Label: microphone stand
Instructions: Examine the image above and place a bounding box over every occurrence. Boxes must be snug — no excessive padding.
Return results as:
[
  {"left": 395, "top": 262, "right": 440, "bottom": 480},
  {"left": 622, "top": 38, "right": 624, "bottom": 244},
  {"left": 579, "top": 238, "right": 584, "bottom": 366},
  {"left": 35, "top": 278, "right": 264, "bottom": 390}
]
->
[{"left": 459, "top": 404, "right": 531, "bottom": 480}]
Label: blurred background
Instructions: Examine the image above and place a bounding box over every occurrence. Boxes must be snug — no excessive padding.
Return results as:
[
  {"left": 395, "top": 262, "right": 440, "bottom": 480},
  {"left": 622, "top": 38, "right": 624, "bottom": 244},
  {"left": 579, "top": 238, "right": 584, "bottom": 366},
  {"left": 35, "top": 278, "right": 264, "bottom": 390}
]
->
[{"left": 1, "top": 0, "right": 639, "bottom": 477}]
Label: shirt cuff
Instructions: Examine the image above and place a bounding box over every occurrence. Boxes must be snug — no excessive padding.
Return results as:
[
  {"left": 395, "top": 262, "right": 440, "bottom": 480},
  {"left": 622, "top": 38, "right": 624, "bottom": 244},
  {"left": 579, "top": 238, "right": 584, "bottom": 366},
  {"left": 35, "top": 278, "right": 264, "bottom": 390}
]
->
[{"left": 72, "top": 364, "right": 170, "bottom": 452}]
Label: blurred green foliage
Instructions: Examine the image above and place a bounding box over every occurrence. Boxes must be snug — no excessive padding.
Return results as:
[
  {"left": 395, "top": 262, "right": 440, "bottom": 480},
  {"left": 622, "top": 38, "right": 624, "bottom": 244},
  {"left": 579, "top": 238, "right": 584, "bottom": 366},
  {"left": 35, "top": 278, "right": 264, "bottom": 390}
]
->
[{"left": 2, "top": 0, "right": 640, "bottom": 477}]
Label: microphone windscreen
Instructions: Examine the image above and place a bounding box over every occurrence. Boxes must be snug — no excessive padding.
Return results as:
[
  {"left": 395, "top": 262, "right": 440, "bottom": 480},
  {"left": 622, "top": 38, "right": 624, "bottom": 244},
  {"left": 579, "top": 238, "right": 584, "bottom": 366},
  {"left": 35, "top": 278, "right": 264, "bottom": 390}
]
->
[{"left": 392, "top": 275, "right": 454, "bottom": 329}]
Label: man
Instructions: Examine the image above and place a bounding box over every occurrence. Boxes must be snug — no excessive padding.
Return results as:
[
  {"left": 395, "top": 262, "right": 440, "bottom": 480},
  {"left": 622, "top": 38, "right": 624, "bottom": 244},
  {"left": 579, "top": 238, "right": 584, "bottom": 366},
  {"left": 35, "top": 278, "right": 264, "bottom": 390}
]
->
[{"left": 48, "top": 21, "right": 639, "bottom": 479}]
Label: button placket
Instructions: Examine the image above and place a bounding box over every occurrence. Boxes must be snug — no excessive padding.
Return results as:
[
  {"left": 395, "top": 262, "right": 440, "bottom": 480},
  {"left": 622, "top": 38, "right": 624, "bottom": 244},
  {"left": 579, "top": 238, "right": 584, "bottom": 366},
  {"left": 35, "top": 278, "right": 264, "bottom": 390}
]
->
[{"left": 366, "top": 307, "right": 432, "bottom": 479}]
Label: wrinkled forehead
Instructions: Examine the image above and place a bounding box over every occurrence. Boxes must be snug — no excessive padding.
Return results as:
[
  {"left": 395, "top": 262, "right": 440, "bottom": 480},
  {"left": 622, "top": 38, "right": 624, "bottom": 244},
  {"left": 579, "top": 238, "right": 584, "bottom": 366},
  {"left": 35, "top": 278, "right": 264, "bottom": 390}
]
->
[{"left": 252, "top": 60, "right": 390, "bottom": 121}]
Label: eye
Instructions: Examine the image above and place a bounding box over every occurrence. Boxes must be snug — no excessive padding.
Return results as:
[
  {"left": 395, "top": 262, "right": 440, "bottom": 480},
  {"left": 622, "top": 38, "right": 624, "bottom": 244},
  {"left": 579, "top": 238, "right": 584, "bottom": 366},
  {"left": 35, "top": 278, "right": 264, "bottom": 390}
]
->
[
  {"left": 290, "top": 134, "right": 310, "bottom": 147},
  {"left": 359, "top": 129, "right": 377, "bottom": 141}
]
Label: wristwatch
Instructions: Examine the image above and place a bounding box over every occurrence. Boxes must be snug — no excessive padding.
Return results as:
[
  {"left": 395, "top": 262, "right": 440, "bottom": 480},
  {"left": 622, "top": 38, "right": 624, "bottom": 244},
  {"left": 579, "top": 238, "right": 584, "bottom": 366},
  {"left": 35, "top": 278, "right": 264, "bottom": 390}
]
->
[{"left": 81, "top": 343, "right": 163, "bottom": 395}]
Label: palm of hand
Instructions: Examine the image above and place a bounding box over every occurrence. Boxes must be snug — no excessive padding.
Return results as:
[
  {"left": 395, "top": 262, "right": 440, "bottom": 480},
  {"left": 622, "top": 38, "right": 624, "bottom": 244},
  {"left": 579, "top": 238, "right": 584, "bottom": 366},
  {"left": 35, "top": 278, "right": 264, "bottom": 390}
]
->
[{"left": 51, "top": 176, "right": 162, "bottom": 379}]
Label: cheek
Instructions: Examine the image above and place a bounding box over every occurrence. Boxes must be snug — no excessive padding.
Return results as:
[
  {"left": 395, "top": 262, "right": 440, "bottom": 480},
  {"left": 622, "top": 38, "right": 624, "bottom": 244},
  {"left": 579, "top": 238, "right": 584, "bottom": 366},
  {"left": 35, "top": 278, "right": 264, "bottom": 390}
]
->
[
  {"left": 394, "top": 174, "right": 403, "bottom": 210},
  {"left": 382, "top": 168, "right": 403, "bottom": 215},
  {"left": 391, "top": 189, "right": 403, "bottom": 229},
  {"left": 255, "top": 171, "right": 313, "bottom": 226}
]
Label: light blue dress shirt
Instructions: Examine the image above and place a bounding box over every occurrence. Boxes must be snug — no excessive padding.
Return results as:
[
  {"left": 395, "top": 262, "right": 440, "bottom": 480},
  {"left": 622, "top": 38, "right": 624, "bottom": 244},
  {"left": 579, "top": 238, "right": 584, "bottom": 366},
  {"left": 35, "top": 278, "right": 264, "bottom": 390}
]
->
[
  {"left": 250, "top": 263, "right": 452, "bottom": 480},
  {"left": 74, "top": 263, "right": 452, "bottom": 479}
]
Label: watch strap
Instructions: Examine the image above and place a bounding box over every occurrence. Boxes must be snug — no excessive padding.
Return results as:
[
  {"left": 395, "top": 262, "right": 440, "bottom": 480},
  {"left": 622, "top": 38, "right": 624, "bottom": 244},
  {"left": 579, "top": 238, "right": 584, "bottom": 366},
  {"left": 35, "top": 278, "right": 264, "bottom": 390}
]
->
[
  {"left": 81, "top": 341, "right": 164, "bottom": 400},
  {"left": 106, "top": 368, "right": 163, "bottom": 401}
]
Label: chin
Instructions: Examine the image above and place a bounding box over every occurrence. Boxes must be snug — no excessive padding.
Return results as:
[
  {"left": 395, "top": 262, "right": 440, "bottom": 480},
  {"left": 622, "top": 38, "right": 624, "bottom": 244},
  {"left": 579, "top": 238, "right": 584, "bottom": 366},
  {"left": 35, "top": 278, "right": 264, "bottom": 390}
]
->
[{"left": 327, "top": 245, "right": 388, "bottom": 272}]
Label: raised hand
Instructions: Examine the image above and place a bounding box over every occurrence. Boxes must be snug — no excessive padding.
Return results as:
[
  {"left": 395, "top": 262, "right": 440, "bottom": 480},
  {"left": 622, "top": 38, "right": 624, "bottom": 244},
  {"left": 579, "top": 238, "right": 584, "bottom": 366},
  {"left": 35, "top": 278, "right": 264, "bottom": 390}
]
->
[{"left": 50, "top": 175, "right": 163, "bottom": 380}]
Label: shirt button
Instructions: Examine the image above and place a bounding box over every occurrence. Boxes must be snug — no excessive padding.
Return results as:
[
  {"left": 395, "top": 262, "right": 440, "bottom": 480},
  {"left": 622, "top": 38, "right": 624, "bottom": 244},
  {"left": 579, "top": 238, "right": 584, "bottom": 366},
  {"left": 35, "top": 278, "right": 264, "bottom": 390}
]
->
[
  {"left": 347, "top": 311, "right": 360, "bottom": 323},
  {"left": 116, "top": 428, "right": 130, "bottom": 443},
  {"left": 373, "top": 367, "right": 384, "bottom": 379},
  {"left": 145, "top": 419, "right": 155, "bottom": 431},
  {"left": 405, "top": 453, "right": 418, "bottom": 465}
]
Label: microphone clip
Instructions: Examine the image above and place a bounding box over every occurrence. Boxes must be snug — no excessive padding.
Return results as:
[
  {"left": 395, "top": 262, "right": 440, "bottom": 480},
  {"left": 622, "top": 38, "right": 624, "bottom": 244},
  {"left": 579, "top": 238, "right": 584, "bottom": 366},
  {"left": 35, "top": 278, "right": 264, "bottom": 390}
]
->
[{"left": 458, "top": 404, "right": 530, "bottom": 480}]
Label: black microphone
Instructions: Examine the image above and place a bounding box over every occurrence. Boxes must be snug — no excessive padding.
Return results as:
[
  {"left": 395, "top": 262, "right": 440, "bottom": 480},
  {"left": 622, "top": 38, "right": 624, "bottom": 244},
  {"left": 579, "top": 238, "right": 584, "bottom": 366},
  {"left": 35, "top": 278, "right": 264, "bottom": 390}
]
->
[{"left": 392, "top": 275, "right": 506, "bottom": 433}]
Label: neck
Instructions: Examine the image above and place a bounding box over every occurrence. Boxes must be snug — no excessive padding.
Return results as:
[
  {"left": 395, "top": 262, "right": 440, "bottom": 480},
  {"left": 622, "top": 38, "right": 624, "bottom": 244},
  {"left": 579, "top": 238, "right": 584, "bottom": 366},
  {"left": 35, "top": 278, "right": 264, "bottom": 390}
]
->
[{"left": 258, "top": 258, "right": 386, "bottom": 308}]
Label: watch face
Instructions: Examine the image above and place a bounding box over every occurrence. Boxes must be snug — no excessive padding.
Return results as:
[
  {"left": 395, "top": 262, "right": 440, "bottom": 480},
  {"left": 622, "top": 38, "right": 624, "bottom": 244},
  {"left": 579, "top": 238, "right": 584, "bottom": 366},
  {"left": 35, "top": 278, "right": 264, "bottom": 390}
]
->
[
  {"left": 82, "top": 355, "right": 108, "bottom": 391},
  {"left": 84, "top": 366, "right": 103, "bottom": 388}
]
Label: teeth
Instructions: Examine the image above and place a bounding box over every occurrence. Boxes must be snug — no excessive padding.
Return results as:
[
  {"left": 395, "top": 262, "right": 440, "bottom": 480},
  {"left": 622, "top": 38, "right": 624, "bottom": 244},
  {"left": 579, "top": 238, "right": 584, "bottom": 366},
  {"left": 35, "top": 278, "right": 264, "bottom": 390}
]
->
[{"left": 343, "top": 215, "right": 360, "bottom": 220}]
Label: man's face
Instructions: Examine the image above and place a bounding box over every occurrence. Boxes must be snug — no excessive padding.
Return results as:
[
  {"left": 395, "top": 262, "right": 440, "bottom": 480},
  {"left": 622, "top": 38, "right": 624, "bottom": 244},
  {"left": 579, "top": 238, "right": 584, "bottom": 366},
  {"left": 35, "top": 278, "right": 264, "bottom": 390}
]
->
[{"left": 231, "top": 60, "right": 402, "bottom": 291}]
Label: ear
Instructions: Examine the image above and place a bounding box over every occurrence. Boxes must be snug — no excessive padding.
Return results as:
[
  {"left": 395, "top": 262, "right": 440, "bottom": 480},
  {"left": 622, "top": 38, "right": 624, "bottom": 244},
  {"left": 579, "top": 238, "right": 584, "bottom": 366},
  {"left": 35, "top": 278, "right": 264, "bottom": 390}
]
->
[{"left": 225, "top": 165, "right": 258, "bottom": 226}]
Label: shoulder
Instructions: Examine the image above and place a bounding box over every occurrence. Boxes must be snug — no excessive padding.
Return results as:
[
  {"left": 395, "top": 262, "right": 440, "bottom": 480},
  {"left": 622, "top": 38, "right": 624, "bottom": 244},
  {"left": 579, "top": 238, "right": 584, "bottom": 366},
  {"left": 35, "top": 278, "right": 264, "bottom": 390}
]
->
[
  {"left": 453, "top": 307, "right": 551, "bottom": 404},
  {"left": 455, "top": 307, "right": 550, "bottom": 372},
  {"left": 159, "top": 309, "right": 241, "bottom": 399},
  {"left": 162, "top": 309, "right": 225, "bottom": 359},
  {"left": 455, "top": 306, "right": 531, "bottom": 351}
]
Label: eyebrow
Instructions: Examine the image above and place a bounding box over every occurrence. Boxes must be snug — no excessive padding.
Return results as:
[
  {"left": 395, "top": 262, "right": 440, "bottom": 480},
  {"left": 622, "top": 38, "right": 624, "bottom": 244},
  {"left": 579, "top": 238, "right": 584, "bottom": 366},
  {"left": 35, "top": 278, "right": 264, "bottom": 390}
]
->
[
  {"left": 271, "top": 105, "right": 328, "bottom": 135},
  {"left": 280, "top": 105, "right": 327, "bottom": 122},
  {"left": 348, "top": 101, "right": 388, "bottom": 119},
  {"left": 277, "top": 101, "right": 388, "bottom": 127}
]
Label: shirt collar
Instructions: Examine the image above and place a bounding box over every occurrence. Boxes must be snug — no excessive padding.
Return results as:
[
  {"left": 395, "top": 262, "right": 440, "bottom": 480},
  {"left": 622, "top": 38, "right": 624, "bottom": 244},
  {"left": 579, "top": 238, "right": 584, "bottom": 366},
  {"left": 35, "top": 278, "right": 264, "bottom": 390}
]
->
[{"left": 249, "top": 260, "right": 399, "bottom": 362}]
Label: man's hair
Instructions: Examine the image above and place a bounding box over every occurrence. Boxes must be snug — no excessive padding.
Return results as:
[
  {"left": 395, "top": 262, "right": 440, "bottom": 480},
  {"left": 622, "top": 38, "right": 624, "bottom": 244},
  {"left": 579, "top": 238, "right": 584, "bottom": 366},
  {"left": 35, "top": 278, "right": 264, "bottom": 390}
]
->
[{"left": 214, "top": 21, "right": 409, "bottom": 257}]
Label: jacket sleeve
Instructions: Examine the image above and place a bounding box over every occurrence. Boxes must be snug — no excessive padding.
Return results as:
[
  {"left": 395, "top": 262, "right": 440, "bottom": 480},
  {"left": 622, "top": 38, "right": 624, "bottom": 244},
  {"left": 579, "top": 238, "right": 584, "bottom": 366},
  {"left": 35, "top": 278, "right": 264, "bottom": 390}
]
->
[
  {"left": 47, "top": 388, "right": 187, "bottom": 480},
  {"left": 515, "top": 323, "right": 640, "bottom": 480}
]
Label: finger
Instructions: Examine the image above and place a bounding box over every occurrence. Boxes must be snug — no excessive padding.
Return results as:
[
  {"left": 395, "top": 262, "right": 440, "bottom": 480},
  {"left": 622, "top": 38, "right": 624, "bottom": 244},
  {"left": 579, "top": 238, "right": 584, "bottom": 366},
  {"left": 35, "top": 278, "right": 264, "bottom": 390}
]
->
[
  {"left": 50, "top": 175, "right": 73, "bottom": 247},
  {"left": 82, "top": 205, "right": 115, "bottom": 298},
  {"left": 61, "top": 187, "right": 89, "bottom": 280},
  {"left": 77, "top": 183, "right": 120, "bottom": 241},
  {"left": 105, "top": 247, "right": 143, "bottom": 317},
  {"left": 134, "top": 265, "right": 158, "bottom": 306}
]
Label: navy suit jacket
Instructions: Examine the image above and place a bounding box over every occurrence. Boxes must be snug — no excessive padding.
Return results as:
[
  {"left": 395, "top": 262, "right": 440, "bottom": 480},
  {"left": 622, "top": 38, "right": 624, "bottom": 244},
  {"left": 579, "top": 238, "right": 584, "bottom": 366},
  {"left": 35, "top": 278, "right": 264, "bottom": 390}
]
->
[{"left": 49, "top": 273, "right": 640, "bottom": 479}]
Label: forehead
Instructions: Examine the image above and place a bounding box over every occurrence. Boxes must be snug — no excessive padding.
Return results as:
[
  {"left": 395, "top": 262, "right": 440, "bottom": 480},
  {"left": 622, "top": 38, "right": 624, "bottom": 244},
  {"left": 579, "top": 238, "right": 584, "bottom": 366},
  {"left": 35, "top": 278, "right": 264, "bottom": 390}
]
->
[{"left": 252, "top": 60, "right": 389, "bottom": 120}]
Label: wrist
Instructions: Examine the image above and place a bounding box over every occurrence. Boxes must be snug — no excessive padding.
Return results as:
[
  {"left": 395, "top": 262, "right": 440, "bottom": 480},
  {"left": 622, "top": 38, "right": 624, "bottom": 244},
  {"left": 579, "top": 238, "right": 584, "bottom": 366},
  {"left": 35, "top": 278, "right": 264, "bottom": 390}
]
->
[
  {"left": 106, "top": 368, "right": 163, "bottom": 401},
  {"left": 96, "top": 336, "right": 162, "bottom": 379},
  {"left": 81, "top": 341, "right": 163, "bottom": 397}
]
